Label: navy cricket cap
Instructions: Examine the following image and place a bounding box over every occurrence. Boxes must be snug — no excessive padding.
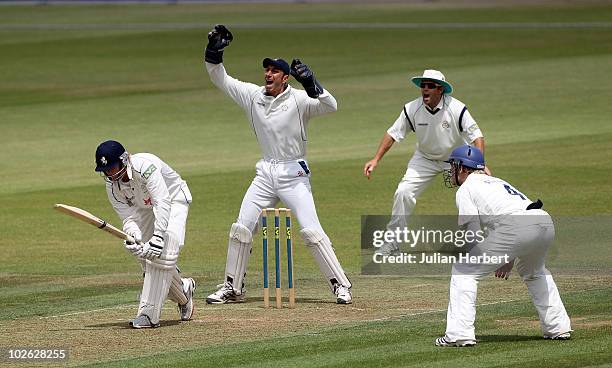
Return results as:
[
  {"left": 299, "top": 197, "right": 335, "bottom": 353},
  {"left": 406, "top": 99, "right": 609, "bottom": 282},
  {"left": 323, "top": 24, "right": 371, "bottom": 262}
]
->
[
  {"left": 263, "top": 58, "right": 290, "bottom": 75},
  {"left": 95, "top": 140, "right": 126, "bottom": 172}
]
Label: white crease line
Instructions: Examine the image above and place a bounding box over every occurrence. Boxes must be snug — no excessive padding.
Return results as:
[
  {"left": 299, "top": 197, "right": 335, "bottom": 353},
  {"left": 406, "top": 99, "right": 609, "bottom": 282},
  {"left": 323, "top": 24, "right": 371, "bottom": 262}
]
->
[
  {"left": 39, "top": 303, "right": 276, "bottom": 319},
  {"left": 39, "top": 298, "right": 522, "bottom": 321},
  {"left": 39, "top": 304, "right": 135, "bottom": 319}
]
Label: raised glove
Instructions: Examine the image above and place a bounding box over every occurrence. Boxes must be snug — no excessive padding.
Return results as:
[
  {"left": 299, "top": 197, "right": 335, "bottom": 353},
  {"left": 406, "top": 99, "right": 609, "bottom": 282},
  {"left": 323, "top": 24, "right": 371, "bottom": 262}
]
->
[
  {"left": 205, "top": 24, "right": 233, "bottom": 64},
  {"left": 290, "top": 59, "right": 324, "bottom": 98},
  {"left": 141, "top": 234, "right": 164, "bottom": 260}
]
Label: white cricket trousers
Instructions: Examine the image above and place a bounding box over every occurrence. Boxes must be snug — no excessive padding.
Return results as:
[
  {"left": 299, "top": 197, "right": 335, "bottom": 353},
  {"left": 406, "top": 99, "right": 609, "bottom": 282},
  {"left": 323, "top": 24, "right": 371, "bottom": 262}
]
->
[
  {"left": 387, "top": 150, "right": 448, "bottom": 232},
  {"left": 229, "top": 158, "right": 350, "bottom": 291},
  {"left": 445, "top": 211, "right": 572, "bottom": 341},
  {"left": 237, "top": 159, "right": 326, "bottom": 234}
]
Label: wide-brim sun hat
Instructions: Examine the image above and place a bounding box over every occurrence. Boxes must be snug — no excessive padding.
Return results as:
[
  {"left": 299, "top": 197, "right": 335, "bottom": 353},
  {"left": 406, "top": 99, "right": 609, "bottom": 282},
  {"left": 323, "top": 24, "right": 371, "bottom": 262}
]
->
[{"left": 411, "top": 69, "right": 453, "bottom": 94}]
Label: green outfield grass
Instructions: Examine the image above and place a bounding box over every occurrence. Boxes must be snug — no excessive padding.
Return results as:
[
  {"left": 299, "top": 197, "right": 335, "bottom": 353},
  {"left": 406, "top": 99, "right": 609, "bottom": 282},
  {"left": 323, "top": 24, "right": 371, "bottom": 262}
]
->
[{"left": 1, "top": 2, "right": 611, "bottom": 367}]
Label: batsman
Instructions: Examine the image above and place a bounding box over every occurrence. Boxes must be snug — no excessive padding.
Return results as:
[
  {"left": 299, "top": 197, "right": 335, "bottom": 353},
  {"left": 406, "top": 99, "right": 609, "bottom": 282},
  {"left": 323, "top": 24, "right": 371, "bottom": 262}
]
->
[
  {"left": 95, "top": 140, "right": 196, "bottom": 328},
  {"left": 203, "top": 25, "right": 352, "bottom": 304}
]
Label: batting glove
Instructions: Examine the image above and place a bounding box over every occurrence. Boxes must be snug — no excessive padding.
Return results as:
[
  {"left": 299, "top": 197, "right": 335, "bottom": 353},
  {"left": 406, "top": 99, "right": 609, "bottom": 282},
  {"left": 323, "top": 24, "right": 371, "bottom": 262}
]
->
[
  {"left": 205, "top": 24, "right": 233, "bottom": 64},
  {"left": 126, "top": 231, "right": 142, "bottom": 244},
  {"left": 290, "top": 59, "right": 324, "bottom": 98},
  {"left": 124, "top": 241, "right": 143, "bottom": 257},
  {"left": 141, "top": 234, "right": 164, "bottom": 260}
]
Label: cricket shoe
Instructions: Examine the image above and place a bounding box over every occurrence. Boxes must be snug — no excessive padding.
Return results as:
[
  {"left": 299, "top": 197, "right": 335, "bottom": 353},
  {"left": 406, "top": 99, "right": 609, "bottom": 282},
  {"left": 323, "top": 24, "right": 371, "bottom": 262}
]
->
[
  {"left": 129, "top": 314, "right": 160, "bottom": 329},
  {"left": 335, "top": 285, "right": 352, "bottom": 304},
  {"left": 434, "top": 336, "right": 476, "bottom": 347},
  {"left": 544, "top": 332, "right": 571, "bottom": 340},
  {"left": 205, "top": 282, "right": 246, "bottom": 304},
  {"left": 374, "top": 243, "right": 400, "bottom": 257},
  {"left": 178, "top": 278, "right": 196, "bottom": 321}
]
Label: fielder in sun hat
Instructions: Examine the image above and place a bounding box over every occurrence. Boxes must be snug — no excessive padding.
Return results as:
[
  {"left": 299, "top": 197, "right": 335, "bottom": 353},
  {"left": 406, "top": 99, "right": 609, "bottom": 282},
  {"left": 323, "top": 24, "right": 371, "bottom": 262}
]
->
[{"left": 411, "top": 69, "right": 453, "bottom": 94}]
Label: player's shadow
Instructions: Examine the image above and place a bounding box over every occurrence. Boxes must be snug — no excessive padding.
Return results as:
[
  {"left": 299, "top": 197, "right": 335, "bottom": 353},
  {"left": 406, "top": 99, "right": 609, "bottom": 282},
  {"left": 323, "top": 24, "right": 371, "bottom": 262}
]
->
[
  {"left": 297, "top": 298, "right": 337, "bottom": 304},
  {"left": 85, "top": 320, "right": 182, "bottom": 329},
  {"left": 249, "top": 297, "right": 336, "bottom": 305},
  {"left": 478, "top": 334, "right": 542, "bottom": 343}
]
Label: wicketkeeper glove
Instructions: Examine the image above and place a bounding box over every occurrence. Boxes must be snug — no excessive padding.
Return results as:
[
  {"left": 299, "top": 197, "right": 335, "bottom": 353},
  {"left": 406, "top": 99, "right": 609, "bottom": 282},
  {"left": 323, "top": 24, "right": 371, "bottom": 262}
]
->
[
  {"left": 290, "top": 59, "right": 324, "bottom": 98},
  {"left": 141, "top": 234, "right": 164, "bottom": 260},
  {"left": 205, "top": 24, "right": 233, "bottom": 64}
]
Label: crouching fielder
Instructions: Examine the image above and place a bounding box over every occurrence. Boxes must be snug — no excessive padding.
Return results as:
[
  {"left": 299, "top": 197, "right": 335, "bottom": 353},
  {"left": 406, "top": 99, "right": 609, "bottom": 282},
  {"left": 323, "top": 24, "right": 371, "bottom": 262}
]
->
[
  {"left": 95, "top": 140, "right": 196, "bottom": 328},
  {"left": 436, "top": 145, "right": 571, "bottom": 347},
  {"left": 203, "top": 24, "right": 352, "bottom": 304}
]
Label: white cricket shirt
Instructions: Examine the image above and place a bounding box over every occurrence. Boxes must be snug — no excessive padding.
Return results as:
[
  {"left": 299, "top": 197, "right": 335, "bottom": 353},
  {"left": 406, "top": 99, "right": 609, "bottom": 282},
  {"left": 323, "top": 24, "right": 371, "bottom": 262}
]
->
[
  {"left": 106, "top": 153, "right": 191, "bottom": 238},
  {"left": 387, "top": 95, "right": 483, "bottom": 161},
  {"left": 455, "top": 173, "right": 533, "bottom": 227},
  {"left": 206, "top": 62, "right": 337, "bottom": 161}
]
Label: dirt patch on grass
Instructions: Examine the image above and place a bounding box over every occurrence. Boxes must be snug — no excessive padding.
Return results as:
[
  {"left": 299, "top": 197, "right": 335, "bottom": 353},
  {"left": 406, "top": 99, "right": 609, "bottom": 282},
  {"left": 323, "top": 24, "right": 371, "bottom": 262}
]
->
[
  {"left": 571, "top": 317, "right": 612, "bottom": 329},
  {"left": 0, "top": 274, "right": 609, "bottom": 366},
  {"left": 0, "top": 277, "right": 447, "bottom": 365}
]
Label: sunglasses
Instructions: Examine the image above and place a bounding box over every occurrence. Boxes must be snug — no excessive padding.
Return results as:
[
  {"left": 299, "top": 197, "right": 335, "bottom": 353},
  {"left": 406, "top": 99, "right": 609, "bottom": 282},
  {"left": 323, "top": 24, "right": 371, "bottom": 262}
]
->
[{"left": 420, "top": 82, "right": 441, "bottom": 89}]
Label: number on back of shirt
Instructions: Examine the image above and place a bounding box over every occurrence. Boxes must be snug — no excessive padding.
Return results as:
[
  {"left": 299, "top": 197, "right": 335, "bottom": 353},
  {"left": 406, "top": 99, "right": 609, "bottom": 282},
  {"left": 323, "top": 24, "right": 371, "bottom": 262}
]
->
[{"left": 504, "top": 184, "right": 526, "bottom": 200}]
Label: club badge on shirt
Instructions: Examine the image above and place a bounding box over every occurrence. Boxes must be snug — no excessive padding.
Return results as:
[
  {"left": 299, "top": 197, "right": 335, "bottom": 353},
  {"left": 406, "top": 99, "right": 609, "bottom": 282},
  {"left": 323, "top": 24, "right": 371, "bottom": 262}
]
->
[{"left": 142, "top": 164, "right": 157, "bottom": 179}]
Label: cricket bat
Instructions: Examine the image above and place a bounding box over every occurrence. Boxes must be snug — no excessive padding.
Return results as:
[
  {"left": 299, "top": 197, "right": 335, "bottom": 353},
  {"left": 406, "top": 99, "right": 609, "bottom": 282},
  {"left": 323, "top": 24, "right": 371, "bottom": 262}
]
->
[{"left": 54, "top": 203, "right": 135, "bottom": 243}]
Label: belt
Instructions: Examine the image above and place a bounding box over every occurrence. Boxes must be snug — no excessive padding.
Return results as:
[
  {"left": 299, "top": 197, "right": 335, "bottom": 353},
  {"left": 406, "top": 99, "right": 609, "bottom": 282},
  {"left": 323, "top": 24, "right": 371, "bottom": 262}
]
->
[
  {"left": 526, "top": 199, "right": 543, "bottom": 210},
  {"left": 264, "top": 158, "right": 303, "bottom": 164}
]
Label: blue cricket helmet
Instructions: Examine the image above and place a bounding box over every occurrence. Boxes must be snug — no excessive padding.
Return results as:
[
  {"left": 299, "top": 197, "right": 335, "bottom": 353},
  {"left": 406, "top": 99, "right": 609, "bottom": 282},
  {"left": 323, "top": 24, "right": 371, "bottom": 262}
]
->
[
  {"left": 95, "top": 140, "right": 127, "bottom": 172},
  {"left": 447, "top": 145, "right": 485, "bottom": 170}
]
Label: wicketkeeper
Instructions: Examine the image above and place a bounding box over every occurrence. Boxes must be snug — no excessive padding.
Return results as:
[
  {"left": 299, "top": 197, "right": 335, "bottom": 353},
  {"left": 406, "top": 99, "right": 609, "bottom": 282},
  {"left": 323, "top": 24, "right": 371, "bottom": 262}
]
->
[
  {"left": 95, "top": 140, "right": 196, "bottom": 328},
  {"left": 203, "top": 25, "right": 352, "bottom": 304}
]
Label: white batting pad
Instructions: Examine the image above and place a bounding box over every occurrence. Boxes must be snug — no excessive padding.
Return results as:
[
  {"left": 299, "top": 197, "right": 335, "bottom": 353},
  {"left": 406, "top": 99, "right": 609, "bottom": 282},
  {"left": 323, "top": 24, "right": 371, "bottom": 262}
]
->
[
  {"left": 300, "top": 228, "right": 352, "bottom": 292},
  {"left": 138, "top": 262, "right": 172, "bottom": 324},
  {"left": 138, "top": 229, "right": 184, "bottom": 323},
  {"left": 167, "top": 269, "right": 188, "bottom": 305},
  {"left": 225, "top": 222, "right": 253, "bottom": 294}
]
